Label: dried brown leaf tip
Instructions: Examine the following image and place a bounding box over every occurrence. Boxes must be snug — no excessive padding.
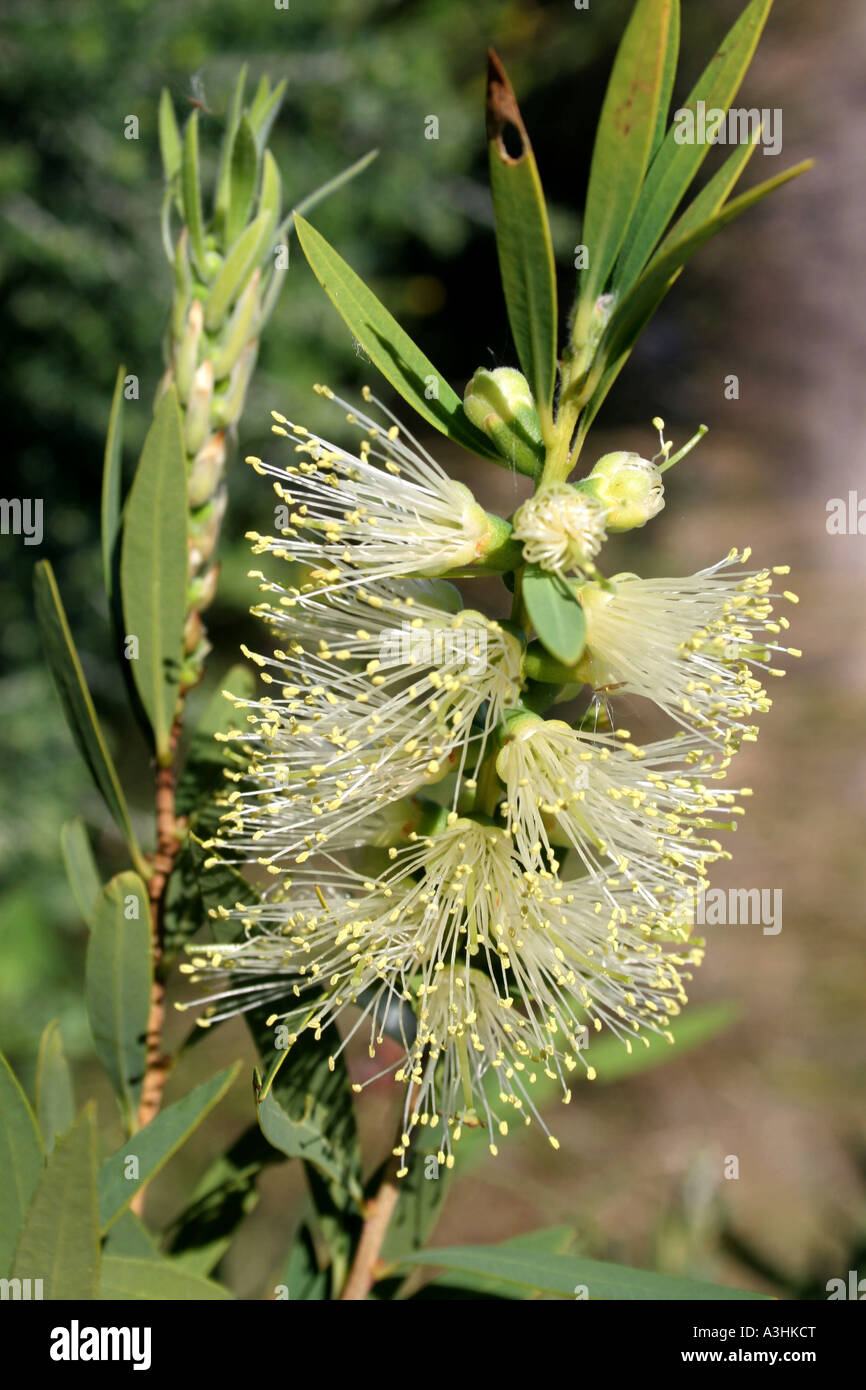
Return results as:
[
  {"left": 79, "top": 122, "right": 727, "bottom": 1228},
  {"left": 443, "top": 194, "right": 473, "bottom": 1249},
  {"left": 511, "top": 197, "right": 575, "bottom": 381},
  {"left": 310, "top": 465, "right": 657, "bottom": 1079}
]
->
[{"left": 486, "top": 48, "right": 529, "bottom": 164}]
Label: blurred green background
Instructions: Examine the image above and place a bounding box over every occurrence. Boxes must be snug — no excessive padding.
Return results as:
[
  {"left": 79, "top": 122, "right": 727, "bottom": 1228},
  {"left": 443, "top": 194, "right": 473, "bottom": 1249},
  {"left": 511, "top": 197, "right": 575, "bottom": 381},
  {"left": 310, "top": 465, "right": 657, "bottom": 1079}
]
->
[{"left": 2, "top": 0, "right": 864, "bottom": 1297}]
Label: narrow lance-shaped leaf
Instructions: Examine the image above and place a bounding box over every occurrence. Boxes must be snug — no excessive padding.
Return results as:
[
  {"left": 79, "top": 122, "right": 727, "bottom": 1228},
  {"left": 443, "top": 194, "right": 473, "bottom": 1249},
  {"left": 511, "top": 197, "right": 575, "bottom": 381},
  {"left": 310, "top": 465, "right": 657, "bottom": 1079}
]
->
[
  {"left": 486, "top": 49, "right": 558, "bottom": 433},
  {"left": 158, "top": 88, "right": 182, "bottom": 184},
  {"left": 650, "top": 0, "right": 680, "bottom": 160},
  {"left": 60, "top": 817, "right": 102, "bottom": 927},
  {"left": 120, "top": 383, "right": 188, "bottom": 763},
  {"left": 33, "top": 560, "right": 147, "bottom": 875},
  {"left": 399, "top": 1244, "right": 769, "bottom": 1300},
  {"left": 101, "top": 363, "right": 125, "bottom": 606},
  {"left": 572, "top": 0, "right": 674, "bottom": 346},
  {"left": 214, "top": 63, "right": 248, "bottom": 227},
  {"left": 85, "top": 872, "right": 152, "bottom": 1132},
  {"left": 414, "top": 1226, "right": 577, "bottom": 1301},
  {"left": 98, "top": 1063, "right": 241, "bottom": 1231},
  {"left": 224, "top": 114, "right": 259, "bottom": 252},
  {"left": 34, "top": 1020, "right": 75, "bottom": 1155},
  {"left": 295, "top": 215, "right": 503, "bottom": 464},
  {"left": 205, "top": 212, "right": 268, "bottom": 332},
  {"left": 248, "top": 77, "right": 287, "bottom": 152},
  {"left": 182, "top": 110, "right": 207, "bottom": 276},
  {"left": 614, "top": 0, "right": 775, "bottom": 293},
  {"left": 13, "top": 1104, "right": 100, "bottom": 1301},
  {"left": 0, "top": 1051, "right": 44, "bottom": 1274}
]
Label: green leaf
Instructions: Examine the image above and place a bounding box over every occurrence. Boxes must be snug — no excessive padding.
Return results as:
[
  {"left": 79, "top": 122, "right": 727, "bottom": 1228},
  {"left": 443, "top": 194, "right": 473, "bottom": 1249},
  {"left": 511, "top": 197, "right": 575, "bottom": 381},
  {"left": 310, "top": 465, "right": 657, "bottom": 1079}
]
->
[
  {"left": 167, "top": 1122, "right": 282, "bottom": 1276},
  {"left": 252, "top": 1016, "right": 362, "bottom": 1203},
  {"left": 414, "top": 1226, "right": 575, "bottom": 1300},
  {"left": 60, "top": 817, "right": 101, "bottom": 928},
  {"left": 205, "top": 212, "right": 268, "bottom": 333},
  {"left": 573, "top": 0, "right": 674, "bottom": 341},
  {"left": 486, "top": 51, "right": 558, "bottom": 429},
  {"left": 522, "top": 564, "right": 587, "bottom": 666},
  {"left": 175, "top": 665, "right": 256, "bottom": 821},
  {"left": 12, "top": 1104, "right": 100, "bottom": 1300},
  {"left": 214, "top": 64, "right": 248, "bottom": 228},
  {"left": 257, "top": 148, "right": 282, "bottom": 237},
  {"left": 33, "top": 560, "right": 146, "bottom": 874},
  {"left": 100, "top": 1255, "right": 234, "bottom": 1300},
  {"left": 650, "top": 0, "right": 680, "bottom": 161},
  {"left": 34, "top": 1021, "right": 75, "bottom": 1156},
  {"left": 103, "top": 1209, "right": 161, "bottom": 1259},
  {"left": 98, "top": 1063, "right": 241, "bottom": 1230},
  {"left": 101, "top": 363, "right": 125, "bottom": 607},
  {"left": 158, "top": 88, "right": 182, "bottom": 184},
  {"left": 85, "top": 872, "right": 152, "bottom": 1130},
  {"left": 615, "top": 0, "right": 774, "bottom": 292},
  {"left": 399, "top": 1243, "right": 768, "bottom": 1300},
  {"left": 248, "top": 77, "right": 286, "bottom": 152},
  {"left": 224, "top": 115, "right": 259, "bottom": 254},
  {"left": 294, "top": 216, "right": 501, "bottom": 464},
  {"left": 0, "top": 1051, "right": 44, "bottom": 1274},
  {"left": 182, "top": 110, "right": 207, "bottom": 275},
  {"left": 120, "top": 384, "right": 188, "bottom": 762}
]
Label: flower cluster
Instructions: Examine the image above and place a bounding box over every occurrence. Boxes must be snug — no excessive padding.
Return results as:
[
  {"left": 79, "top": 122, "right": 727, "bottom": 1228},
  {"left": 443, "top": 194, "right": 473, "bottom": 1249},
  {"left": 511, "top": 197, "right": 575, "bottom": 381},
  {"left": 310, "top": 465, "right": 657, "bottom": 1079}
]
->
[{"left": 182, "top": 378, "right": 798, "bottom": 1170}]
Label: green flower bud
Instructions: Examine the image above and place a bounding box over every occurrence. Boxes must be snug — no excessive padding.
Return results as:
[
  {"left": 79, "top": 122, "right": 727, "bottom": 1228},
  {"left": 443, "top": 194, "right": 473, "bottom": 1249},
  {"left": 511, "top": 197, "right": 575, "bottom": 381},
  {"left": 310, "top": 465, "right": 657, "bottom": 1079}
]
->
[
  {"left": 578, "top": 451, "right": 664, "bottom": 532},
  {"left": 463, "top": 367, "right": 544, "bottom": 474},
  {"left": 188, "top": 488, "right": 227, "bottom": 570},
  {"left": 175, "top": 299, "right": 203, "bottom": 404},
  {"left": 188, "top": 430, "right": 226, "bottom": 509},
  {"left": 184, "top": 359, "right": 214, "bottom": 456}
]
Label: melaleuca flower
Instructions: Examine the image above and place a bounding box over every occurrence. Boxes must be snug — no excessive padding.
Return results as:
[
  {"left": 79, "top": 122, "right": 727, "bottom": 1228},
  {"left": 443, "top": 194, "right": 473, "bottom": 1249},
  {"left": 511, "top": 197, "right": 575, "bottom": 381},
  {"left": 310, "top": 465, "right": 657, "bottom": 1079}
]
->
[
  {"left": 244, "top": 384, "right": 513, "bottom": 590},
  {"left": 576, "top": 549, "right": 800, "bottom": 746},
  {"left": 520, "top": 874, "right": 704, "bottom": 1058},
  {"left": 511, "top": 483, "right": 609, "bottom": 576},
  {"left": 495, "top": 710, "right": 740, "bottom": 888},
  {"left": 391, "top": 871, "right": 704, "bottom": 1166},
  {"left": 206, "top": 581, "right": 523, "bottom": 870},
  {"left": 186, "top": 807, "right": 704, "bottom": 1166}
]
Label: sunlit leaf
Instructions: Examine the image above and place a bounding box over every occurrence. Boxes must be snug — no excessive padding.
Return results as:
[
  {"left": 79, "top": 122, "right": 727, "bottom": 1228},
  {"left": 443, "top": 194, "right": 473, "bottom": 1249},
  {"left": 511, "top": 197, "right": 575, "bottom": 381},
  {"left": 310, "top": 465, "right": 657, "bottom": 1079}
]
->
[
  {"left": 85, "top": 872, "right": 152, "bottom": 1131},
  {"left": 120, "top": 384, "right": 188, "bottom": 762},
  {"left": 295, "top": 216, "right": 502, "bottom": 463},
  {"left": 486, "top": 50, "right": 557, "bottom": 429}
]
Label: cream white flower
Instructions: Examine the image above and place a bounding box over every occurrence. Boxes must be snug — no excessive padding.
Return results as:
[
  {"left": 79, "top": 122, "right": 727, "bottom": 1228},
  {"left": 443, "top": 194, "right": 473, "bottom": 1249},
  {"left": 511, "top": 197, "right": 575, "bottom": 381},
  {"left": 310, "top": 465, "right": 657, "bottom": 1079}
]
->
[
  {"left": 496, "top": 710, "right": 740, "bottom": 888},
  {"left": 577, "top": 549, "right": 800, "bottom": 746},
  {"left": 207, "top": 581, "right": 523, "bottom": 871},
  {"left": 511, "top": 483, "right": 608, "bottom": 576},
  {"left": 245, "top": 385, "right": 505, "bottom": 591},
  {"left": 185, "top": 814, "right": 703, "bottom": 1166}
]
